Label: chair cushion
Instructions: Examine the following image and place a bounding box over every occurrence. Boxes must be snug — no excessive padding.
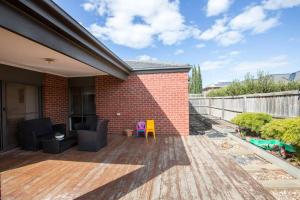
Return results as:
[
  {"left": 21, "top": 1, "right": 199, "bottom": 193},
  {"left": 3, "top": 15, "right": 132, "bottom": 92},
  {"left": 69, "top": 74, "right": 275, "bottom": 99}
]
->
[
  {"left": 19, "top": 118, "right": 53, "bottom": 137},
  {"left": 37, "top": 134, "right": 53, "bottom": 141}
]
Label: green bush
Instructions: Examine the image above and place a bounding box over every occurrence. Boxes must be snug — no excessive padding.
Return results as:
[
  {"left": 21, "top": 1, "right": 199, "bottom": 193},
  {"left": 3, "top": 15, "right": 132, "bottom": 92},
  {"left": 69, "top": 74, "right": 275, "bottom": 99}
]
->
[
  {"left": 231, "top": 113, "right": 273, "bottom": 134},
  {"left": 261, "top": 118, "right": 300, "bottom": 140},
  {"left": 282, "top": 127, "right": 300, "bottom": 146},
  {"left": 280, "top": 118, "right": 300, "bottom": 146}
]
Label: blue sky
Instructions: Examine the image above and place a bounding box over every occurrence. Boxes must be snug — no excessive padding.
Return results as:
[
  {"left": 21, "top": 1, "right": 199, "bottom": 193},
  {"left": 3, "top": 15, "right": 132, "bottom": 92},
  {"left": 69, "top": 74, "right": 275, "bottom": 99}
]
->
[{"left": 54, "top": 0, "right": 300, "bottom": 86}]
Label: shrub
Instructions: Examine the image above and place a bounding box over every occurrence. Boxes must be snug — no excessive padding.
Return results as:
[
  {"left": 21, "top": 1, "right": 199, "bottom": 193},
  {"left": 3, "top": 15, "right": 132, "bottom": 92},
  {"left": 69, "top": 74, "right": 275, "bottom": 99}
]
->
[
  {"left": 261, "top": 118, "right": 300, "bottom": 140},
  {"left": 231, "top": 113, "right": 273, "bottom": 135},
  {"left": 282, "top": 127, "right": 300, "bottom": 146},
  {"left": 207, "top": 71, "right": 300, "bottom": 97},
  {"left": 281, "top": 118, "right": 300, "bottom": 146}
]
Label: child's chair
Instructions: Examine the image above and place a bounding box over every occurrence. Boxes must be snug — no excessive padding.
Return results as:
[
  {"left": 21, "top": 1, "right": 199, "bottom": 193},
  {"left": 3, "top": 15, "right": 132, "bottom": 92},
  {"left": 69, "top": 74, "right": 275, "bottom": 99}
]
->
[
  {"left": 136, "top": 121, "right": 146, "bottom": 137},
  {"left": 146, "top": 120, "right": 156, "bottom": 141}
]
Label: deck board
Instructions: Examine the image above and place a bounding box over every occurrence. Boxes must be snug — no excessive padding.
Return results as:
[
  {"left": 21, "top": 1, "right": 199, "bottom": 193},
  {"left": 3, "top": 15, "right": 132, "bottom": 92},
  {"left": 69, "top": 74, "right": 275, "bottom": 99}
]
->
[{"left": 0, "top": 134, "right": 275, "bottom": 200}]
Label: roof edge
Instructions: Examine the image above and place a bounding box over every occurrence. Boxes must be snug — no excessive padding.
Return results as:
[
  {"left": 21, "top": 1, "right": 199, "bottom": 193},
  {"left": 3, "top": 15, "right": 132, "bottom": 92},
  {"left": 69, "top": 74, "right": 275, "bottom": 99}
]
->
[
  {"left": 11, "top": 0, "right": 132, "bottom": 74},
  {"left": 126, "top": 60, "right": 192, "bottom": 72},
  {"left": 132, "top": 67, "right": 191, "bottom": 74}
]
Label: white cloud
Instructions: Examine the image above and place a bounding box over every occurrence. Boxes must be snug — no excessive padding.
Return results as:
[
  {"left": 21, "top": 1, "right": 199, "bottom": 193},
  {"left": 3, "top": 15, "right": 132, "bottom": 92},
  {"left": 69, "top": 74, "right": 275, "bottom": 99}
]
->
[
  {"left": 229, "top": 51, "right": 240, "bottom": 56},
  {"left": 207, "top": 0, "right": 233, "bottom": 17},
  {"left": 217, "top": 50, "right": 240, "bottom": 59},
  {"left": 82, "top": 0, "right": 98, "bottom": 11},
  {"left": 263, "top": 0, "right": 300, "bottom": 10},
  {"left": 216, "top": 31, "right": 243, "bottom": 46},
  {"left": 229, "top": 6, "right": 279, "bottom": 34},
  {"left": 233, "top": 55, "right": 289, "bottom": 72},
  {"left": 83, "top": 0, "right": 201, "bottom": 48},
  {"left": 195, "top": 43, "right": 206, "bottom": 48},
  {"left": 199, "top": 18, "right": 228, "bottom": 40},
  {"left": 174, "top": 49, "right": 184, "bottom": 55},
  {"left": 199, "top": 3, "right": 282, "bottom": 46},
  {"left": 199, "top": 17, "right": 243, "bottom": 46},
  {"left": 201, "top": 54, "right": 288, "bottom": 74},
  {"left": 137, "top": 55, "right": 158, "bottom": 61},
  {"left": 201, "top": 58, "right": 232, "bottom": 71},
  {"left": 198, "top": 17, "right": 242, "bottom": 46}
]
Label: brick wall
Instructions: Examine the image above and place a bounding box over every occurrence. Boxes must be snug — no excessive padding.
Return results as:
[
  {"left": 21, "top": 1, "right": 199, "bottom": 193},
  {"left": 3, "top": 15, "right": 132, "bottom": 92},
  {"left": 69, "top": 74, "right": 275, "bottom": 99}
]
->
[
  {"left": 95, "top": 72, "right": 189, "bottom": 136},
  {"left": 43, "top": 74, "right": 68, "bottom": 124}
]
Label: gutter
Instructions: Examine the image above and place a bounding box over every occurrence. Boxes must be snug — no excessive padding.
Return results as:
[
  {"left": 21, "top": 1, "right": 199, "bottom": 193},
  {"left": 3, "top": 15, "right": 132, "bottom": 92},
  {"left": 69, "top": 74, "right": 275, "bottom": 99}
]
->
[{"left": 132, "top": 66, "right": 192, "bottom": 73}]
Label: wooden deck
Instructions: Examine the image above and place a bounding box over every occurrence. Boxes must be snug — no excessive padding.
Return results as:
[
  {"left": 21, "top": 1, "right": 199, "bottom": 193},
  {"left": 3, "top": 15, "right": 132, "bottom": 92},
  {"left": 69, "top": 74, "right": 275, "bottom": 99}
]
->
[{"left": 0, "top": 134, "right": 274, "bottom": 200}]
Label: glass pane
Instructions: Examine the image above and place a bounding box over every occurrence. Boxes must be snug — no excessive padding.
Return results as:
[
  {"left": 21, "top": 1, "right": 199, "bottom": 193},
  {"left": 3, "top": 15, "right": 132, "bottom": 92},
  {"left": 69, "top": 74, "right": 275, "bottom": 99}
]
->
[
  {"left": 0, "top": 82, "right": 2, "bottom": 151},
  {"left": 70, "top": 86, "right": 96, "bottom": 130},
  {"left": 70, "top": 87, "right": 82, "bottom": 115},
  {"left": 6, "top": 83, "right": 39, "bottom": 149},
  {"left": 83, "top": 87, "right": 95, "bottom": 115},
  {"left": 25, "top": 85, "right": 39, "bottom": 120}
]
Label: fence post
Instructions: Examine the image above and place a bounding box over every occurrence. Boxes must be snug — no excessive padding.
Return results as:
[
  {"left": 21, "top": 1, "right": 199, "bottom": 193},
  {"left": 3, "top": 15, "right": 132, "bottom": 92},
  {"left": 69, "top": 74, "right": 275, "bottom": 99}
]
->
[
  {"left": 243, "top": 96, "right": 247, "bottom": 112},
  {"left": 222, "top": 97, "right": 225, "bottom": 119},
  {"left": 209, "top": 98, "right": 212, "bottom": 115},
  {"left": 298, "top": 89, "right": 300, "bottom": 116}
]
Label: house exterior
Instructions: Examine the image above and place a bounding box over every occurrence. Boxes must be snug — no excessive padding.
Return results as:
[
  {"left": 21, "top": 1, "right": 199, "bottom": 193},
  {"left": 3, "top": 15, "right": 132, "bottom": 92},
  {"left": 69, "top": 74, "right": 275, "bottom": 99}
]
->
[
  {"left": 270, "top": 71, "right": 300, "bottom": 82},
  {"left": 202, "top": 82, "right": 232, "bottom": 96},
  {"left": 0, "top": 1, "right": 190, "bottom": 151}
]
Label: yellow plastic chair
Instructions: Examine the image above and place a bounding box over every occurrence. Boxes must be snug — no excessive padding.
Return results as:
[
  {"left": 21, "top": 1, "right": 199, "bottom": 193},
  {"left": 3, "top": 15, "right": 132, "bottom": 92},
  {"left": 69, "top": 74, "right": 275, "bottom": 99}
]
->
[{"left": 146, "top": 120, "right": 156, "bottom": 141}]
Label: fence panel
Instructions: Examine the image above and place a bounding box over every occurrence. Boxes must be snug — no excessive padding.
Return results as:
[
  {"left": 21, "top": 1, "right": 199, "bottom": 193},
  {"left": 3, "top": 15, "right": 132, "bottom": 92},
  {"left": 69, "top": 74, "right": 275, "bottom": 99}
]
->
[
  {"left": 189, "top": 90, "right": 300, "bottom": 120},
  {"left": 189, "top": 96, "right": 209, "bottom": 114}
]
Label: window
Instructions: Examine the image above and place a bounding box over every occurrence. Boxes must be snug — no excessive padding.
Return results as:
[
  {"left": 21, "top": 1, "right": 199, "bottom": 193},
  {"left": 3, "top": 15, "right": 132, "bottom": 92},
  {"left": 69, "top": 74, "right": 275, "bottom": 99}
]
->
[{"left": 70, "top": 86, "right": 96, "bottom": 130}]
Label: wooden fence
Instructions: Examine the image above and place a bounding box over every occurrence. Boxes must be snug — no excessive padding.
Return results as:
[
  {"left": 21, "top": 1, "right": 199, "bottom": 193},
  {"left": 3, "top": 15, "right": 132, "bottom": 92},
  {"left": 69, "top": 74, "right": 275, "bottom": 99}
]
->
[{"left": 189, "top": 90, "right": 300, "bottom": 121}]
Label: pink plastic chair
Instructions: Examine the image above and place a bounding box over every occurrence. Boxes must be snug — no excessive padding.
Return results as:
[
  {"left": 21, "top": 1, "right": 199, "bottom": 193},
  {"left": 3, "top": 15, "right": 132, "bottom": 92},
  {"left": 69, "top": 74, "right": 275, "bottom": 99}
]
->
[{"left": 136, "top": 121, "right": 146, "bottom": 137}]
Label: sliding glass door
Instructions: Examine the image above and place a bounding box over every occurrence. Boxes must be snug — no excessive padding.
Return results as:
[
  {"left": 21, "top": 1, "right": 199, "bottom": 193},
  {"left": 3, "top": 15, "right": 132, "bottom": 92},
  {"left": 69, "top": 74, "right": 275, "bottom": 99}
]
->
[
  {"left": 3, "top": 83, "right": 39, "bottom": 150},
  {"left": 0, "top": 81, "right": 3, "bottom": 151},
  {"left": 70, "top": 86, "right": 96, "bottom": 130}
]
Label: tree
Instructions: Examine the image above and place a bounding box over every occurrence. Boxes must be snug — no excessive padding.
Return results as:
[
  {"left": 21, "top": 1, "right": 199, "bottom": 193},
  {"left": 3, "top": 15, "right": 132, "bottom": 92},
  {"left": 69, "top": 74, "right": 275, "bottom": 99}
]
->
[
  {"left": 189, "top": 65, "right": 202, "bottom": 94},
  {"left": 197, "top": 65, "right": 203, "bottom": 93}
]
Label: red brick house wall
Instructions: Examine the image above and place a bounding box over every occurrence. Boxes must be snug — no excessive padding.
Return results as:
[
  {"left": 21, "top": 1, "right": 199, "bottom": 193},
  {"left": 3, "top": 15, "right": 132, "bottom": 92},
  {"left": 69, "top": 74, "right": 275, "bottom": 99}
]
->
[
  {"left": 95, "top": 72, "right": 189, "bottom": 136},
  {"left": 43, "top": 74, "right": 68, "bottom": 124}
]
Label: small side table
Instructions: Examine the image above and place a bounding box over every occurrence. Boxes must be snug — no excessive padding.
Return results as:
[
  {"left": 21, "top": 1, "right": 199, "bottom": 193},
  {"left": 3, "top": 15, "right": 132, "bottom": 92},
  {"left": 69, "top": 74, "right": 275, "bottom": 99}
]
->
[
  {"left": 123, "top": 129, "right": 133, "bottom": 137},
  {"left": 42, "top": 135, "right": 77, "bottom": 154}
]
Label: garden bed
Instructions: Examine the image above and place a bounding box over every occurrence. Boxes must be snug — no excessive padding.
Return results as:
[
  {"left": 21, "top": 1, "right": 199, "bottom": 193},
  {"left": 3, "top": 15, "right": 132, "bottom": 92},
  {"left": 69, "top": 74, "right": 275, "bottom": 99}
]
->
[
  {"left": 230, "top": 113, "right": 300, "bottom": 169},
  {"left": 234, "top": 133, "right": 300, "bottom": 169}
]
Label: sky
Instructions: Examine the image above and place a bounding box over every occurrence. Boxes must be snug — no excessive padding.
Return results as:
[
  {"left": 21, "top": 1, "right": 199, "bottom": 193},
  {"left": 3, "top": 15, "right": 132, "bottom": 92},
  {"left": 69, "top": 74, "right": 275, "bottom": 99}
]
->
[{"left": 53, "top": 0, "right": 300, "bottom": 87}]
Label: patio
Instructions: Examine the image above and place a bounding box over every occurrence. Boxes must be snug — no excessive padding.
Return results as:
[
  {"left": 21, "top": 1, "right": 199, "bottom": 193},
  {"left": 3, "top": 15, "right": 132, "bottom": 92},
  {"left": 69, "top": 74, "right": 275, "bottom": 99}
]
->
[{"left": 0, "top": 134, "right": 274, "bottom": 200}]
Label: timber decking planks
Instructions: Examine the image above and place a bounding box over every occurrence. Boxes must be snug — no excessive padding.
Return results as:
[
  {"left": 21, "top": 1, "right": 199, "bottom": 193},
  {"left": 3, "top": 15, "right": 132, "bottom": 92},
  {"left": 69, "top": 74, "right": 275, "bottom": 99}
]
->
[{"left": 0, "top": 134, "right": 274, "bottom": 200}]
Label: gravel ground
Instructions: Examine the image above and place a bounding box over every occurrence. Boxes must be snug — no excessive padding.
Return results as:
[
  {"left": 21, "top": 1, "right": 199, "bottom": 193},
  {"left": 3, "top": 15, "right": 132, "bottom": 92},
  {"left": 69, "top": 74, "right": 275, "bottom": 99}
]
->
[
  {"left": 249, "top": 169, "right": 295, "bottom": 181},
  {"left": 270, "top": 189, "right": 300, "bottom": 200},
  {"left": 190, "top": 114, "right": 300, "bottom": 200}
]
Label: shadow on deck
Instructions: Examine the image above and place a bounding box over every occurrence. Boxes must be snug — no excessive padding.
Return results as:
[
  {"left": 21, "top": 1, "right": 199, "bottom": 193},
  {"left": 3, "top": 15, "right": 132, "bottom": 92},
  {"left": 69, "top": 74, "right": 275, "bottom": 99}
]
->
[{"left": 0, "top": 130, "right": 274, "bottom": 199}]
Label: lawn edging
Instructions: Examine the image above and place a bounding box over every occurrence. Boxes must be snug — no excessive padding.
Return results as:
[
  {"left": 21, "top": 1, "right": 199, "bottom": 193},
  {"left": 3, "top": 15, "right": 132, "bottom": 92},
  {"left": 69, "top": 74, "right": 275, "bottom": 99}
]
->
[{"left": 212, "top": 124, "right": 300, "bottom": 180}]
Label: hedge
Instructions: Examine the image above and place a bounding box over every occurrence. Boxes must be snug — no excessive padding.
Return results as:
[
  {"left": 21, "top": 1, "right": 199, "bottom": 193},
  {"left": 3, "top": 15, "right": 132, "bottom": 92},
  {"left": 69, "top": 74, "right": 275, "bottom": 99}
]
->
[
  {"left": 261, "top": 117, "right": 300, "bottom": 146},
  {"left": 231, "top": 113, "right": 272, "bottom": 134},
  {"left": 261, "top": 118, "right": 300, "bottom": 140},
  {"left": 231, "top": 113, "right": 300, "bottom": 148}
]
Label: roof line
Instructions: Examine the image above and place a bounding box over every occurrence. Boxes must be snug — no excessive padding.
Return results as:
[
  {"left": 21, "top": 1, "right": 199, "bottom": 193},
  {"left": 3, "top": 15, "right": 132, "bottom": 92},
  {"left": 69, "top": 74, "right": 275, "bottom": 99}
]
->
[
  {"left": 126, "top": 60, "right": 190, "bottom": 66},
  {"left": 46, "top": 0, "right": 133, "bottom": 72},
  {"left": 133, "top": 68, "right": 191, "bottom": 73},
  {"left": 10, "top": 0, "right": 132, "bottom": 74},
  {"left": 270, "top": 70, "right": 300, "bottom": 76}
]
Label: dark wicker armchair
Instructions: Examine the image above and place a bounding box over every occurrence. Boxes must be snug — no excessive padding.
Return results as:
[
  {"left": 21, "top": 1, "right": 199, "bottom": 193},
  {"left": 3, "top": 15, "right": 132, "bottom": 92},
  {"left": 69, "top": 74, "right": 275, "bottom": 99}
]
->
[
  {"left": 17, "top": 118, "right": 66, "bottom": 151},
  {"left": 77, "top": 119, "right": 109, "bottom": 152}
]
